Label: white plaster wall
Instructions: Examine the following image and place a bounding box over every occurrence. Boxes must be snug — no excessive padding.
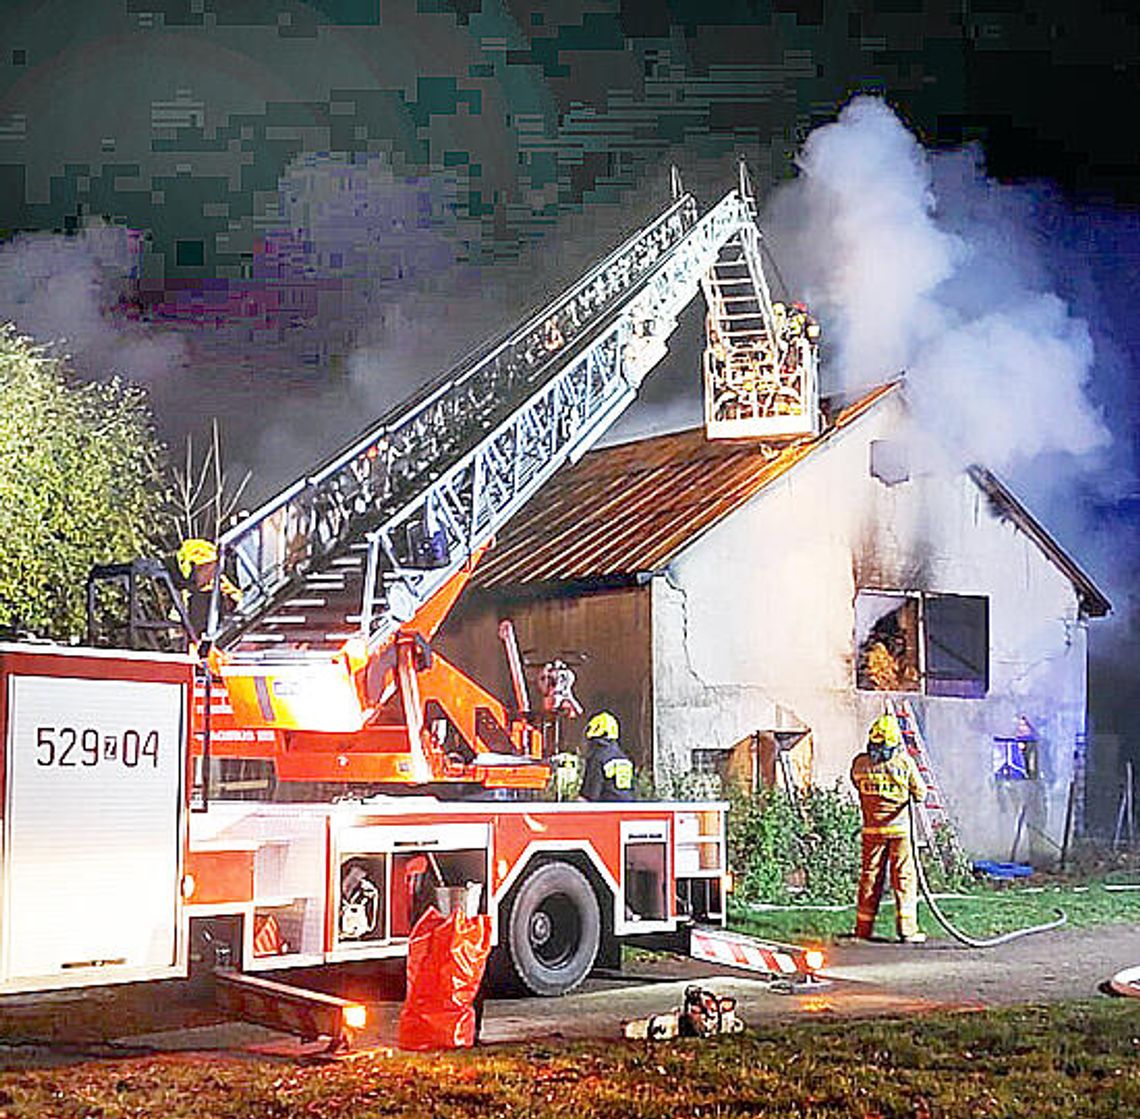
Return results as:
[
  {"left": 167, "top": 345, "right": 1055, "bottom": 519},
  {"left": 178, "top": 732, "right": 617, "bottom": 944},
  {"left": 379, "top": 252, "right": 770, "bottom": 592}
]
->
[{"left": 652, "top": 393, "right": 1091, "bottom": 859}]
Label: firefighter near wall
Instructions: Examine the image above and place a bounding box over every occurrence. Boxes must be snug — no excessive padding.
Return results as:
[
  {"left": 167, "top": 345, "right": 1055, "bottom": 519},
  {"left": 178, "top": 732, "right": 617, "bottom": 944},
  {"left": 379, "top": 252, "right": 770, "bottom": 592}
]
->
[
  {"left": 580, "top": 711, "right": 635, "bottom": 802},
  {"left": 852, "top": 711, "right": 1068, "bottom": 948}
]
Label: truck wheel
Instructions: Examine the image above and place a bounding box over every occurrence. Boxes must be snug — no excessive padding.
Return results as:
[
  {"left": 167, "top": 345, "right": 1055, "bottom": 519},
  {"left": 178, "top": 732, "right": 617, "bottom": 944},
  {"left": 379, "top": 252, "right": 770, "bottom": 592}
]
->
[{"left": 506, "top": 862, "right": 601, "bottom": 997}]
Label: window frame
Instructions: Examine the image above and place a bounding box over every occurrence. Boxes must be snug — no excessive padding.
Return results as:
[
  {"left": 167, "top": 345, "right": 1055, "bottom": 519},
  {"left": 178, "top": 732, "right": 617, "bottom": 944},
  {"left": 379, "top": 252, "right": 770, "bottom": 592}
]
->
[{"left": 855, "top": 589, "right": 989, "bottom": 698}]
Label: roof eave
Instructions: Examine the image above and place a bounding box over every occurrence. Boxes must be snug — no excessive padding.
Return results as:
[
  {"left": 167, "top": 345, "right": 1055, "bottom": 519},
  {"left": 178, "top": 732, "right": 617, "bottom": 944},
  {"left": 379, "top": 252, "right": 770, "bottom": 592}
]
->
[{"left": 966, "top": 465, "right": 1112, "bottom": 619}]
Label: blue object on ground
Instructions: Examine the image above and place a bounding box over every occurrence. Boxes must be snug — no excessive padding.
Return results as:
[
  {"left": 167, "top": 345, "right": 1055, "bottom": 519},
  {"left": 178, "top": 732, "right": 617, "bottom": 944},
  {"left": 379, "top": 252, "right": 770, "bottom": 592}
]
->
[{"left": 972, "top": 860, "right": 1033, "bottom": 879}]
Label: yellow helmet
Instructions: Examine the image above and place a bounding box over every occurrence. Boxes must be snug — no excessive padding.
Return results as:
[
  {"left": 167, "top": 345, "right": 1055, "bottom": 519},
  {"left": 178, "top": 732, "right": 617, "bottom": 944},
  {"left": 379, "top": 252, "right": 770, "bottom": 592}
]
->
[
  {"left": 177, "top": 538, "right": 218, "bottom": 578},
  {"left": 585, "top": 711, "right": 619, "bottom": 741},
  {"left": 868, "top": 714, "right": 902, "bottom": 749}
]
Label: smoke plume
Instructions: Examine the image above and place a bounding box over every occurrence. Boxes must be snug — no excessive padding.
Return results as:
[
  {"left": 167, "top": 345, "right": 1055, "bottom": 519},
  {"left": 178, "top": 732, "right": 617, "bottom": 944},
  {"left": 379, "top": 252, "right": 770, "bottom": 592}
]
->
[
  {"left": 0, "top": 222, "right": 188, "bottom": 382},
  {"left": 763, "top": 96, "right": 1113, "bottom": 475}
]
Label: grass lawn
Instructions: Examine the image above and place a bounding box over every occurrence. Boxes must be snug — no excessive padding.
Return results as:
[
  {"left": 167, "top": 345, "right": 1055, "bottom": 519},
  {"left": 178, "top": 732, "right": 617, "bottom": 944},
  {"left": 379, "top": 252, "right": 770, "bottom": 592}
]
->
[
  {"left": 730, "top": 880, "right": 1140, "bottom": 945},
  {"left": 0, "top": 1000, "right": 1137, "bottom": 1117}
]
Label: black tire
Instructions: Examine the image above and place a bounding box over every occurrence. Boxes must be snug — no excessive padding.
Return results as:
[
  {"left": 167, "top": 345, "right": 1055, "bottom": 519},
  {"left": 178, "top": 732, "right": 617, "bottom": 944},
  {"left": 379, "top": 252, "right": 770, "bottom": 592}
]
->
[{"left": 506, "top": 862, "right": 601, "bottom": 997}]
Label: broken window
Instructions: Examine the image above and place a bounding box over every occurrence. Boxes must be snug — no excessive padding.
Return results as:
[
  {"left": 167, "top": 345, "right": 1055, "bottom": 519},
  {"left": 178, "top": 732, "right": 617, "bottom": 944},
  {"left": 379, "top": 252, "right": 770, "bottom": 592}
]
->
[
  {"left": 855, "top": 592, "right": 920, "bottom": 692},
  {"left": 691, "top": 748, "right": 730, "bottom": 780},
  {"left": 855, "top": 590, "right": 988, "bottom": 698}
]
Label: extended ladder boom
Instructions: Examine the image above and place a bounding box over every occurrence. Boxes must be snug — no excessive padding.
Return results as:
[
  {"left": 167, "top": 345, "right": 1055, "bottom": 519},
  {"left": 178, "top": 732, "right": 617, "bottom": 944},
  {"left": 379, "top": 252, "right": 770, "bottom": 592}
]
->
[{"left": 210, "top": 172, "right": 808, "bottom": 734}]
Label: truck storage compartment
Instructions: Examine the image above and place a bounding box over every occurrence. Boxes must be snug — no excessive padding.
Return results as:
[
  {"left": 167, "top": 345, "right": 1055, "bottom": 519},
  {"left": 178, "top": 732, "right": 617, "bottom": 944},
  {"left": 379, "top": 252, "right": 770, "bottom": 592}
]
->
[
  {"left": 333, "top": 822, "right": 490, "bottom": 954},
  {"left": 622, "top": 820, "right": 669, "bottom": 924},
  {"left": 0, "top": 645, "right": 192, "bottom": 993}
]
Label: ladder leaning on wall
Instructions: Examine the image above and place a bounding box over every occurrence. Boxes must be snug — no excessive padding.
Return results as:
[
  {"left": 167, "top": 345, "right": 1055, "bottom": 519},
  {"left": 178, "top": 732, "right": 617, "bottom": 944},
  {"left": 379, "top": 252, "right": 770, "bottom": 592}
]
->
[{"left": 889, "top": 697, "right": 964, "bottom": 872}]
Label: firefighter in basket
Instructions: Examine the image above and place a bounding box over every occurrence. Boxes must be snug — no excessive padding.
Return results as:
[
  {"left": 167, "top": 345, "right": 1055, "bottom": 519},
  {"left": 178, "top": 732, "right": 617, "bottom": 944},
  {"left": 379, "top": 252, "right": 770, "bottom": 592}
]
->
[
  {"left": 579, "top": 711, "right": 635, "bottom": 802},
  {"left": 850, "top": 713, "right": 927, "bottom": 944}
]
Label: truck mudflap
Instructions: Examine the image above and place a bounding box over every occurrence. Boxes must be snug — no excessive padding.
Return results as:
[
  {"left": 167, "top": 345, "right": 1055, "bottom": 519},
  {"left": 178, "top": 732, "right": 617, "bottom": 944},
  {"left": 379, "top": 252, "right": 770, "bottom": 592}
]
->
[{"left": 687, "top": 925, "right": 826, "bottom": 984}]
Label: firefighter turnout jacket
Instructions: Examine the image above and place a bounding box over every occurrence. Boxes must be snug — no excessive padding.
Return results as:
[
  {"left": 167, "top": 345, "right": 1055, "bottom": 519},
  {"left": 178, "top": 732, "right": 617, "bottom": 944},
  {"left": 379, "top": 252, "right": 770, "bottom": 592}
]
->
[
  {"left": 850, "top": 750, "right": 927, "bottom": 836},
  {"left": 581, "top": 738, "right": 635, "bottom": 802}
]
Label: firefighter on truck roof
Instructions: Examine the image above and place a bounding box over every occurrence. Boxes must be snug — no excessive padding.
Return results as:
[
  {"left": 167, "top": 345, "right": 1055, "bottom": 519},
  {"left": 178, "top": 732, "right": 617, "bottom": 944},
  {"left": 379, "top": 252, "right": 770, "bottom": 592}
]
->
[
  {"left": 579, "top": 711, "right": 635, "bottom": 802},
  {"left": 176, "top": 538, "right": 242, "bottom": 639},
  {"left": 850, "top": 713, "right": 928, "bottom": 944}
]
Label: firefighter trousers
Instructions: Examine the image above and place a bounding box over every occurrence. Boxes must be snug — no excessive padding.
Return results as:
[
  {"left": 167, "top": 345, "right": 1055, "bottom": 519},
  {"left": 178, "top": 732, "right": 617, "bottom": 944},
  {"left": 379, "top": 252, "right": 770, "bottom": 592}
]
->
[{"left": 855, "top": 830, "right": 919, "bottom": 939}]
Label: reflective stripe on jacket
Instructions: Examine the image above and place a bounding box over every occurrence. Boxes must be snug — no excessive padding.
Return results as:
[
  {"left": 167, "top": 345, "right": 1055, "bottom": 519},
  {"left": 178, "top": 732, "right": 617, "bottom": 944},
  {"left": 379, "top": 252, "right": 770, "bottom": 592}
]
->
[
  {"left": 581, "top": 738, "right": 635, "bottom": 802},
  {"left": 850, "top": 750, "right": 927, "bottom": 836}
]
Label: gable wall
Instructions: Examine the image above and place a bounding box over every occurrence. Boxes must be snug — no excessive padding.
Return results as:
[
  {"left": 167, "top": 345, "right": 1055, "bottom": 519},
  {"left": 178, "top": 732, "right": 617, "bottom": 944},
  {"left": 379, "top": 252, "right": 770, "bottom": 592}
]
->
[
  {"left": 438, "top": 586, "right": 655, "bottom": 773},
  {"left": 654, "top": 394, "right": 1089, "bottom": 858}
]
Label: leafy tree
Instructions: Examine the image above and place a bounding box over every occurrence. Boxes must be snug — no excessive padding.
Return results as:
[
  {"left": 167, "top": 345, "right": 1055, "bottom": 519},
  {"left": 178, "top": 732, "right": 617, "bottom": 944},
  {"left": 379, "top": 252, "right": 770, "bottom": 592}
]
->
[{"left": 0, "top": 324, "right": 170, "bottom": 639}]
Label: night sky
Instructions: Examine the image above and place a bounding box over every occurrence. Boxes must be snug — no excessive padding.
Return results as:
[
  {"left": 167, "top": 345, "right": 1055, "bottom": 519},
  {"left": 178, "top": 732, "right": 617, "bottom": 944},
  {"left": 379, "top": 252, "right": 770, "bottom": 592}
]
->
[{"left": 0, "top": 1, "right": 1137, "bottom": 799}]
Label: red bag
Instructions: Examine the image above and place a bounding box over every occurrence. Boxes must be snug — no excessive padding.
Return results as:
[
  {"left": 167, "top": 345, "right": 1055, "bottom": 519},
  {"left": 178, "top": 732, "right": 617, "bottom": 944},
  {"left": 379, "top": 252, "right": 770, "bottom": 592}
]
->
[{"left": 397, "top": 907, "right": 493, "bottom": 1050}]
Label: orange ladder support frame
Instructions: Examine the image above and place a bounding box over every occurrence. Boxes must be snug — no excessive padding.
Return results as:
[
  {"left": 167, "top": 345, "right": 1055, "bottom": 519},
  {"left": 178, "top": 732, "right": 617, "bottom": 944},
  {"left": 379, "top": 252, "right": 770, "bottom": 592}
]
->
[{"left": 196, "top": 544, "right": 551, "bottom": 791}]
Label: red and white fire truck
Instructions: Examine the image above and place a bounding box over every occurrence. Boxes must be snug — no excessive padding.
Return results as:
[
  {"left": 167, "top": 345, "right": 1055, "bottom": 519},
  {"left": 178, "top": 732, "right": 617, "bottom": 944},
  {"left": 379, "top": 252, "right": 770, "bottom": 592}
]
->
[{"left": 1, "top": 167, "right": 819, "bottom": 1030}]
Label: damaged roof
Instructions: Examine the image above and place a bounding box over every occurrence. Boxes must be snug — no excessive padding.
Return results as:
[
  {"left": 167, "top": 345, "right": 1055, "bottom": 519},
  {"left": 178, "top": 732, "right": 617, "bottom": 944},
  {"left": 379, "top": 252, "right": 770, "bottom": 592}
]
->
[
  {"left": 476, "top": 381, "right": 899, "bottom": 590},
  {"left": 966, "top": 465, "right": 1111, "bottom": 618},
  {"left": 476, "top": 378, "right": 1112, "bottom": 620}
]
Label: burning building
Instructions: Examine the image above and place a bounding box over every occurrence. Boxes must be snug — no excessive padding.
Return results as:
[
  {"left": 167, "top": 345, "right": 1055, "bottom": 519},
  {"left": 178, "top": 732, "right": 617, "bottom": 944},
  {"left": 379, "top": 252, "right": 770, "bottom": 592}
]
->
[{"left": 439, "top": 379, "right": 1110, "bottom": 860}]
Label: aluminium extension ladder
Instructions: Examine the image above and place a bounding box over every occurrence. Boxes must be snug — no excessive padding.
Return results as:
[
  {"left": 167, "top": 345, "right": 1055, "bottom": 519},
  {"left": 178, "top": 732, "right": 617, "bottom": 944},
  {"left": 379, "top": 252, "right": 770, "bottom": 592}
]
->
[{"left": 889, "top": 697, "right": 963, "bottom": 871}]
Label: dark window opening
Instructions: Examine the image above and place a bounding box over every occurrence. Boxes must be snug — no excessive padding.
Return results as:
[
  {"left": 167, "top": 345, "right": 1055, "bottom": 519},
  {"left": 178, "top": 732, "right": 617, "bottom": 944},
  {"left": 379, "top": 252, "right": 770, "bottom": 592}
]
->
[{"left": 925, "top": 594, "right": 988, "bottom": 698}]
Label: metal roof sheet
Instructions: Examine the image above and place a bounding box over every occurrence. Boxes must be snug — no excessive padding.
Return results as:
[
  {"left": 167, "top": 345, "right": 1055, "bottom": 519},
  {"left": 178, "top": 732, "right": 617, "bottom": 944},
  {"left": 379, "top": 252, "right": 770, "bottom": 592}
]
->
[{"left": 476, "top": 381, "right": 900, "bottom": 589}]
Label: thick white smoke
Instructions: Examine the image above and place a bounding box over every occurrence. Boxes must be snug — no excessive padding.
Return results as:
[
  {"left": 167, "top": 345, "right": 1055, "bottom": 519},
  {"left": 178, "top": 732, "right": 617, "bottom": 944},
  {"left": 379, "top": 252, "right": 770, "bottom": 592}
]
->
[
  {"left": 0, "top": 222, "right": 187, "bottom": 382},
  {"left": 763, "top": 96, "right": 1111, "bottom": 474}
]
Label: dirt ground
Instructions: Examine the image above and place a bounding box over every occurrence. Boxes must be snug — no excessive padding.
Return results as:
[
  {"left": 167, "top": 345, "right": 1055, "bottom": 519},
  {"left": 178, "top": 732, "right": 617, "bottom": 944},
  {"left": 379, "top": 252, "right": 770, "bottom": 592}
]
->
[{"left": 3, "top": 922, "right": 1138, "bottom": 1066}]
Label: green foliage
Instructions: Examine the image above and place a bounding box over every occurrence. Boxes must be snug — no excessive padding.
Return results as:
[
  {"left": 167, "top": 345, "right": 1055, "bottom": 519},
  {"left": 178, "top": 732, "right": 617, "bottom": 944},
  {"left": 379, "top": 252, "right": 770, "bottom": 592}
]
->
[
  {"left": 920, "top": 818, "right": 974, "bottom": 893},
  {"left": 649, "top": 760, "right": 724, "bottom": 802},
  {"left": 728, "top": 781, "right": 862, "bottom": 905},
  {"left": 799, "top": 782, "right": 865, "bottom": 901},
  {"left": 0, "top": 325, "right": 170, "bottom": 639}
]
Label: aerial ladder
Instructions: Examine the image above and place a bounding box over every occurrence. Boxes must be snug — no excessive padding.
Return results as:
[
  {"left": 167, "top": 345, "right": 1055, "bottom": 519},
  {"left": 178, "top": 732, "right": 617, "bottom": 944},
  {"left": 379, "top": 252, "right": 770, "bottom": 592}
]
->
[{"left": 170, "top": 163, "right": 820, "bottom": 792}]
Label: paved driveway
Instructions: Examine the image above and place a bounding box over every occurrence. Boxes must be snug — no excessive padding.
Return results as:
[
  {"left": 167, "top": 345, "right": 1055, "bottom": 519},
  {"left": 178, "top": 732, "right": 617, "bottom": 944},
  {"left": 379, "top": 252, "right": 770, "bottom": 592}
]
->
[
  {"left": 3, "top": 924, "right": 1138, "bottom": 1064},
  {"left": 474, "top": 923, "right": 1140, "bottom": 1045}
]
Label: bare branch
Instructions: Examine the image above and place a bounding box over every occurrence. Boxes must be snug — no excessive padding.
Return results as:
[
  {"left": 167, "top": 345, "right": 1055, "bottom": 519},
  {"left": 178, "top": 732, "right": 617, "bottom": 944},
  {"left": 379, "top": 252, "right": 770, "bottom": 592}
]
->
[{"left": 170, "top": 420, "right": 248, "bottom": 543}]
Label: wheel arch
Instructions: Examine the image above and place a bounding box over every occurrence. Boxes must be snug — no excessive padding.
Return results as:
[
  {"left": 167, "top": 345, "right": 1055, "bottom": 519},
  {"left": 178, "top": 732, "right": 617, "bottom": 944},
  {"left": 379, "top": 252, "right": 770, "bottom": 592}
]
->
[
  {"left": 493, "top": 841, "right": 619, "bottom": 940},
  {"left": 492, "top": 845, "right": 620, "bottom": 996}
]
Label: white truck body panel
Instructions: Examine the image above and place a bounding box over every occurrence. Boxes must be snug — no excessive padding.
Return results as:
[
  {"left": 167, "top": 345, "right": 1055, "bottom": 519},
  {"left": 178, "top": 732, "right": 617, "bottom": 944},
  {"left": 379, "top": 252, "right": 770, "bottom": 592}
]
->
[{"left": 1, "top": 649, "right": 190, "bottom": 993}]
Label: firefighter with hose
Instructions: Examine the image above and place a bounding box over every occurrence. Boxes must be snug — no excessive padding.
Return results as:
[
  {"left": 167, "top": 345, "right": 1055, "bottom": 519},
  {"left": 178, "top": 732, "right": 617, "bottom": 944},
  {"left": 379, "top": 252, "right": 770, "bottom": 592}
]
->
[{"left": 850, "top": 713, "right": 928, "bottom": 944}]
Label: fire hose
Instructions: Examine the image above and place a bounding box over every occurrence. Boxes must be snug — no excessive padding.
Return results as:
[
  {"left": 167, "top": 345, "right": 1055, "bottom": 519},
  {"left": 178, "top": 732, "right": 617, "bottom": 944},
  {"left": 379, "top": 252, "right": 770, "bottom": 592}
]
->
[{"left": 910, "top": 800, "right": 1068, "bottom": 948}]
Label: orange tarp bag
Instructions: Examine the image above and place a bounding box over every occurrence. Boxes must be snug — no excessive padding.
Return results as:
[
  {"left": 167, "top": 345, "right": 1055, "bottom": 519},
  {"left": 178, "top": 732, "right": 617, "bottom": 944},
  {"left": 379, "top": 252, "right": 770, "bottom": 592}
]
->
[{"left": 398, "top": 906, "right": 493, "bottom": 1050}]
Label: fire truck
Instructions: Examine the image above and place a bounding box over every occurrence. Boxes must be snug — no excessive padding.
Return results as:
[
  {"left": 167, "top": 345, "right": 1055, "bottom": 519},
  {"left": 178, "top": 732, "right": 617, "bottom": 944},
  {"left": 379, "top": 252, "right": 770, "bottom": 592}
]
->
[{"left": 0, "top": 166, "right": 819, "bottom": 1034}]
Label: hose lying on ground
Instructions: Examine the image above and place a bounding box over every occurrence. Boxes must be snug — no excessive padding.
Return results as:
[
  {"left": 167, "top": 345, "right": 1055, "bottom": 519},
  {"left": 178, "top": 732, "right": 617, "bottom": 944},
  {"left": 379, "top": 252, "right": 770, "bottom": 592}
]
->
[
  {"left": 910, "top": 800, "right": 1068, "bottom": 948},
  {"left": 1103, "top": 870, "right": 1140, "bottom": 892}
]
